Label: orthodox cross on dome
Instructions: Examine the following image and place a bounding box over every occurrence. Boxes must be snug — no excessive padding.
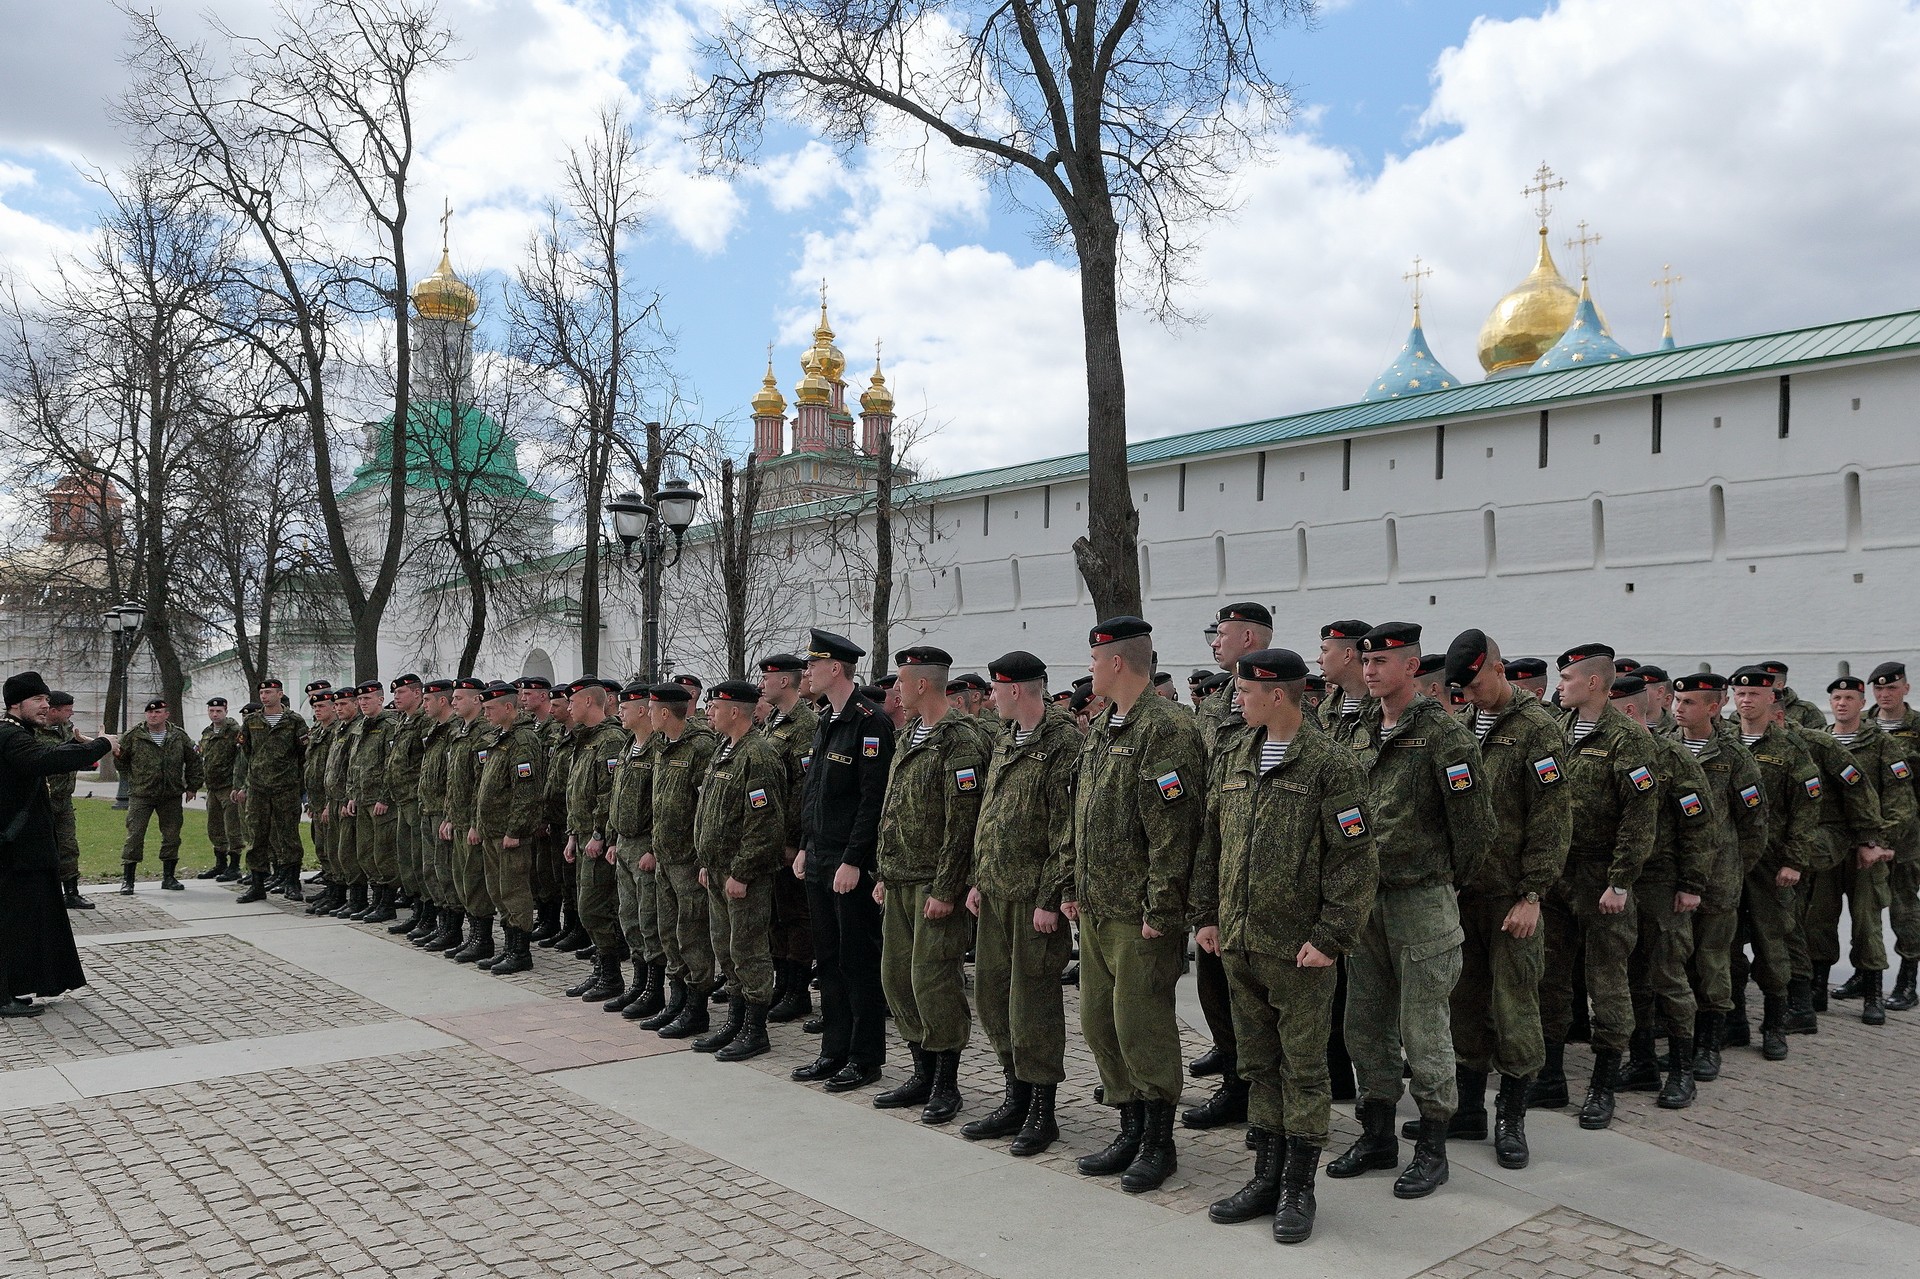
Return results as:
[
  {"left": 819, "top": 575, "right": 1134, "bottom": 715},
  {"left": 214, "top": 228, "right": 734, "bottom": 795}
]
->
[
  {"left": 1652, "top": 263, "right": 1683, "bottom": 316},
  {"left": 1565, "top": 221, "right": 1601, "bottom": 278},
  {"left": 1402, "top": 255, "right": 1433, "bottom": 317},
  {"left": 440, "top": 198, "right": 453, "bottom": 253},
  {"left": 1524, "top": 162, "right": 1567, "bottom": 228}
]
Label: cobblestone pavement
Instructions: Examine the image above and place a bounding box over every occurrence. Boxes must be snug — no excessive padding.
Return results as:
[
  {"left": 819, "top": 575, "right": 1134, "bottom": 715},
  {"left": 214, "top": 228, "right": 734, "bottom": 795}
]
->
[
  {"left": 63, "top": 893, "right": 182, "bottom": 937},
  {"left": 0, "top": 1047, "right": 986, "bottom": 1279},
  {"left": 0, "top": 936, "right": 394, "bottom": 1071},
  {"left": 1413, "top": 1207, "right": 1762, "bottom": 1279}
]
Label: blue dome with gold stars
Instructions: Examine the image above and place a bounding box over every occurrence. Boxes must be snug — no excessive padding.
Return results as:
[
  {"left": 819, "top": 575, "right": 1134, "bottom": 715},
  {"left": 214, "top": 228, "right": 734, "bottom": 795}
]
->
[
  {"left": 1532, "top": 281, "right": 1630, "bottom": 372},
  {"left": 1363, "top": 310, "right": 1460, "bottom": 402}
]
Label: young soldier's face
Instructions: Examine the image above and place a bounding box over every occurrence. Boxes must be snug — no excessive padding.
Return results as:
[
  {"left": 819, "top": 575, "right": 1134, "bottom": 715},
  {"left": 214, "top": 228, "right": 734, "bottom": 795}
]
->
[
  {"left": 208, "top": 705, "right": 227, "bottom": 724},
  {"left": 1732, "top": 687, "right": 1771, "bottom": 719},
  {"left": 452, "top": 689, "right": 481, "bottom": 719},
  {"left": 1830, "top": 689, "right": 1864, "bottom": 721},
  {"left": 1673, "top": 691, "right": 1714, "bottom": 734},
  {"left": 1361, "top": 650, "right": 1416, "bottom": 699},
  {"left": 1874, "top": 680, "right": 1909, "bottom": 716}
]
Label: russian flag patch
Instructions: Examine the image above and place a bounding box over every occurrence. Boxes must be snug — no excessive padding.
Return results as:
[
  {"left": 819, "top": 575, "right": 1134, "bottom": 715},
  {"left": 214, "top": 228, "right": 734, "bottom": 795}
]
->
[
  {"left": 861, "top": 736, "right": 880, "bottom": 757},
  {"left": 1628, "top": 765, "right": 1655, "bottom": 792},
  {"left": 1533, "top": 756, "right": 1561, "bottom": 785},
  {"left": 477, "top": 750, "right": 490, "bottom": 763},
  {"left": 606, "top": 757, "right": 619, "bottom": 773},
  {"left": 1893, "top": 759, "right": 1912, "bottom": 780},
  {"left": 1805, "top": 776, "right": 1823, "bottom": 798},
  {"left": 954, "top": 767, "right": 978, "bottom": 793},
  {"left": 1840, "top": 763, "right": 1862, "bottom": 785},
  {"left": 515, "top": 761, "right": 532, "bottom": 778},
  {"left": 1156, "top": 771, "right": 1185, "bottom": 802},
  {"left": 1679, "top": 792, "right": 1704, "bottom": 817},
  {"left": 1445, "top": 762, "right": 1474, "bottom": 792},
  {"left": 748, "top": 787, "right": 769, "bottom": 809},
  {"left": 1337, "top": 806, "right": 1366, "bottom": 838},
  {"left": 1739, "top": 784, "right": 1762, "bottom": 809},
  {"left": 800, "top": 753, "right": 812, "bottom": 773}
]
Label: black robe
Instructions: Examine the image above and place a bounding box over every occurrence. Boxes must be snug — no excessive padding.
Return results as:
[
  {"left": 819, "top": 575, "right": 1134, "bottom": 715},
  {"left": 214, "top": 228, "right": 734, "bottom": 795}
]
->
[{"left": 0, "top": 714, "right": 112, "bottom": 999}]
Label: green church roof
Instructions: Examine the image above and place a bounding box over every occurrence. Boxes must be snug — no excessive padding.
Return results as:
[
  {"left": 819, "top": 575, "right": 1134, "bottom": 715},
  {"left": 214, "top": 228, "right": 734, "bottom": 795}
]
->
[{"left": 342, "top": 400, "right": 553, "bottom": 502}]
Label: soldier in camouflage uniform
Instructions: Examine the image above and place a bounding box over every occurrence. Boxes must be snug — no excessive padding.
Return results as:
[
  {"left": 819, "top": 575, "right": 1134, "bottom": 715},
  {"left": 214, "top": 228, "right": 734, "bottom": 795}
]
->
[
  {"left": 561, "top": 679, "right": 632, "bottom": 1003},
  {"left": 301, "top": 690, "right": 340, "bottom": 913},
  {"left": 756, "top": 655, "right": 820, "bottom": 1024},
  {"left": 197, "top": 697, "right": 243, "bottom": 881},
  {"left": 1424, "top": 630, "right": 1570, "bottom": 1171},
  {"left": 1326, "top": 623, "right": 1490, "bottom": 1201},
  {"left": 344, "top": 680, "right": 400, "bottom": 924},
  {"left": 609, "top": 684, "right": 664, "bottom": 1019},
  {"left": 1665, "top": 673, "right": 1766, "bottom": 1081},
  {"left": 1066, "top": 617, "right": 1206, "bottom": 1195},
  {"left": 688, "top": 680, "right": 789, "bottom": 1061},
  {"left": 116, "top": 699, "right": 205, "bottom": 895},
  {"left": 234, "top": 679, "right": 308, "bottom": 903},
  {"left": 1816, "top": 676, "right": 1905, "bottom": 1024},
  {"left": 1194, "top": 648, "right": 1376, "bottom": 1246},
  {"left": 1866, "top": 662, "right": 1920, "bottom": 1011},
  {"left": 319, "top": 688, "right": 364, "bottom": 915},
  {"left": 1757, "top": 660, "right": 1830, "bottom": 732},
  {"left": 1315, "top": 620, "right": 1374, "bottom": 747},
  {"left": 40, "top": 691, "right": 91, "bottom": 909},
  {"left": 381, "top": 675, "right": 429, "bottom": 934},
  {"left": 645, "top": 683, "right": 721, "bottom": 1039},
  {"left": 516, "top": 678, "right": 570, "bottom": 948},
  {"left": 869, "top": 646, "right": 990, "bottom": 1125},
  {"left": 959, "top": 651, "right": 1077, "bottom": 1156},
  {"left": 473, "top": 681, "right": 546, "bottom": 974},
  {"left": 411, "top": 679, "right": 458, "bottom": 946},
  {"left": 445, "top": 678, "right": 494, "bottom": 963}
]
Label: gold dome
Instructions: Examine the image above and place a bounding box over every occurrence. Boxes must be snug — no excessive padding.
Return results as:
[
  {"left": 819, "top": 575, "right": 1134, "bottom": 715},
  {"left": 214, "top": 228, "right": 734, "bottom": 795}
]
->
[
  {"left": 751, "top": 353, "right": 787, "bottom": 417},
  {"left": 859, "top": 355, "right": 894, "bottom": 414},
  {"left": 811, "top": 296, "right": 845, "bottom": 383},
  {"left": 412, "top": 249, "right": 478, "bottom": 323},
  {"left": 1476, "top": 228, "right": 1578, "bottom": 376}
]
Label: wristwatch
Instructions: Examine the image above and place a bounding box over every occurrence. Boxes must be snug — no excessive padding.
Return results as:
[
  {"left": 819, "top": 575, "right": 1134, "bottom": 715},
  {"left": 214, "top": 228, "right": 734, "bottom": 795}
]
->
[
  {"left": 1522, "top": 891, "right": 1541, "bottom": 904},
  {"left": 1606, "top": 885, "right": 1628, "bottom": 897}
]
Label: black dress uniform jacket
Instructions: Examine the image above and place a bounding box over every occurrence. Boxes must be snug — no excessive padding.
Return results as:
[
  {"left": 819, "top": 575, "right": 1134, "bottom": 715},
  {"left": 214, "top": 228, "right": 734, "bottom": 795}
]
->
[{"left": 800, "top": 693, "right": 896, "bottom": 873}]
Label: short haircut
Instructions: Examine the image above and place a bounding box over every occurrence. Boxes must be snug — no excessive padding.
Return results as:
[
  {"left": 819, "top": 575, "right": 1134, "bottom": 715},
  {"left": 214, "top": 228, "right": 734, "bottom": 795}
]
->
[
  {"left": 1109, "top": 635, "right": 1153, "bottom": 676},
  {"left": 575, "top": 685, "right": 610, "bottom": 711},
  {"left": 1565, "top": 655, "right": 1613, "bottom": 682}
]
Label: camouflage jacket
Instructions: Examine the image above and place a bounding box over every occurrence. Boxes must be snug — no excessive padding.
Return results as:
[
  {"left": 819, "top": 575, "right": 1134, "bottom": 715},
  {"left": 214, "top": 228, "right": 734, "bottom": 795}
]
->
[
  {"left": 475, "top": 720, "right": 546, "bottom": 840},
  {"left": 233, "top": 709, "right": 308, "bottom": 793},
  {"left": 972, "top": 706, "right": 1079, "bottom": 911},
  {"left": 609, "top": 732, "right": 659, "bottom": 847},
  {"left": 876, "top": 709, "right": 991, "bottom": 901},
  {"left": 1069, "top": 692, "right": 1207, "bottom": 935},
  {"left": 303, "top": 723, "right": 333, "bottom": 811},
  {"left": 322, "top": 713, "right": 358, "bottom": 812},
  {"left": 650, "top": 723, "right": 719, "bottom": 866},
  {"left": 1664, "top": 727, "right": 1766, "bottom": 912},
  {"left": 693, "top": 731, "right": 789, "bottom": 883},
  {"left": 383, "top": 711, "right": 428, "bottom": 810},
  {"left": 198, "top": 719, "right": 243, "bottom": 788},
  {"left": 1868, "top": 704, "right": 1920, "bottom": 863},
  {"left": 1557, "top": 704, "right": 1660, "bottom": 889},
  {"left": 757, "top": 700, "right": 819, "bottom": 850},
  {"left": 565, "top": 719, "right": 629, "bottom": 838},
  {"left": 1778, "top": 688, "right": 1828, "bottom": 732},
  {"left": 542, "top": 719, "right": 574, "bottom": 829},
  {"left": 346, "top": 709, "right": 398, "bottom": 810},
  {"left": 1351, "top": 696, "right": 1494, "bottom": 892},
  {"left": 121, "top": 723, "right": 205, "bottom": 799},
  {"left": 1642, "top": 731, "right": 1715, "bottom": 893},
  {"left": 1192, "top": 724, "right": 1377, "bottom": 960},
  {"left": 1792, "top": 722, "right": 1890, "bottom": 868},
  {"left": 444, "top": 717, "right": 486, "bottom": 833},
  {"left": 417, "top": 717, "right": 455, "bottom": 817},
  {"left": 38, "top": 722, "right": 78, "bottom": 809},
  {"left": 1453, "top": 691, "right": 1571, "bottom": 899},
  {"left": 1318, "top": 687, "right": 1376, "bottom": 750},
  {"left": 1198, "top": 684, "right": 1254, "bottom": 760},
  {"left": 1742, "top": 721, "right": 1824, "bottom": 873},
  {"left": 1836, "top": 720, "right": 1917, "bottom": 860}
]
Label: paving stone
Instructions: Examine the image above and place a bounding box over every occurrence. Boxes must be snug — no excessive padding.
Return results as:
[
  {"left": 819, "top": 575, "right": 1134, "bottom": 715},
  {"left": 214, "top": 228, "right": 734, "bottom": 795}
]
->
[
  {"left": 1414, "top": 1208, "right": 1760, "bottom": 1279},
  {"left": 64, "top": 893, "right": 182, "bottom": 937}
]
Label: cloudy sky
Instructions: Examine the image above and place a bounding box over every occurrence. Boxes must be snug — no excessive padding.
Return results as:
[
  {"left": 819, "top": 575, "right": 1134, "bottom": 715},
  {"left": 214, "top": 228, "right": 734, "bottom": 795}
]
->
[{"left": 3, "top": 0, "right": 1918, "bottom": 480}]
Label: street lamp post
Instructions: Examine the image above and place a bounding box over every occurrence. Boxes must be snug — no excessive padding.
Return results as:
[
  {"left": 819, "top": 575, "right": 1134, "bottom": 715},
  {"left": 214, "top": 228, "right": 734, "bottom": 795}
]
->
[
  {"left": 102, "top": 599, "right": 146, "bottom": 808},
  {"left": 607, "top": 478, "right": 704, "bottom": 683}
]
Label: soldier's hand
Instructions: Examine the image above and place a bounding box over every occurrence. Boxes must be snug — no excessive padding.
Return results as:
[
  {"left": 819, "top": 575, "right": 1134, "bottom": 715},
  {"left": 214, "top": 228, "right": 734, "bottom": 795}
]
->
[
  {"left": 791, "top": 849, "right": 806, "bottom": 880},
  {"left": 639, "top": 852, "right": 656, "bottom": 873},
  {"left": 467, "top": 828, "right": 481, "bottom": 846},
  {"left": 603, "top": 844, "right": 617, "bottom": 864},
  {"left": 1598, "top": 886, "right": 1629, "bottom": 915},
  {"left": 562, "top": 836, "right": 576, "bottom": 864},
  {"left": 725, "top": 876, "right": 747, "bottom": 900},
  {"left": 1501, "top": 899, "right": 1541, "bottom": 940},
  {"left": 871, "top": 878, "right": 885, "bottom": 905},
  {"left": 1297, "top": 941, "right": 1334, "bottom": 968},
  {"left": 965, "top": 887, "right": 982, "bottom": 917},
  {"left": 1775, "top": 866, "right": 1801, "bottom": 888},
  {"left": 439, "top": 820, "right": 452, "bottom": 841},
  {"left": 231, "top": 789, "right": 244, "bottom": 806},
  {"left": 924, "top": 896, "right": 952, "bottom": 921},
  {"left": 586, "top": 836, "right": 604, "bottom": 859},
  {"left": 1196, "top": 925, "right": 1220, "bottom": 955},
  {"left": 502, "top": 835, "right": 520, "bottom": 848},
  {"left": 698, "top": 868, "right": 709, "bottom": 889},
  {"left": 1860, "top": 844, "right": 1896, "bottom": 867},
  {"left": 833, "top": 862, "right": 861, "bottom": 895},
  {"left": 1140, "top": 921, "right": 1162, "bottom": 940},
  {"left": 1033, "top": 907, "right": 1058, "bottom": 934},
  {"left": 1674, "top": 890, "right": 1701, "bottom": 914},
  {"left": 1060, "top": 900, "right": 1080, "bottom": 922},
  {"left": 372, "top": 801, "right": 388, "bottom": 816},
  {"left": 343, "top": 800, "right": 357, "bottom": 817}
]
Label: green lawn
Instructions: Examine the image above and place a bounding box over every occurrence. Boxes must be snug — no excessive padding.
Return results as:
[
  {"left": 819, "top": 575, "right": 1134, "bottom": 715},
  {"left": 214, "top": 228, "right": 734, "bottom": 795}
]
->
[{"left": 74, "top": 794, "right": 221, "bottom": 882}]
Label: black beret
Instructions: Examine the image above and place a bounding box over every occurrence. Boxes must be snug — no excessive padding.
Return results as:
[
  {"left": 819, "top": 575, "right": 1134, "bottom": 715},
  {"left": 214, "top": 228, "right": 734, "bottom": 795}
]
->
[
  {"left": 241, "top": 701, "right": 262, "bottom": 714},
  {"left": 1416, "top": 653, "right": 1447, "bottom": 678},
  {"left": 1728, "top": 666, "right": 1776, "bottom": 689},
  {"left": 1069, "top": 688, "right": 1094, "bottom": 712},
  {"left": 1089, "top": 616, "right": 1151, "bottom": 646},
  {"left": 1320, "top": 619, "right": 1371, "bottom": 641},
  {"left": 897, "top": 645, "right": 953, "bottom": 667},
  {"left": 1444, "top": 629, "right": 1493, "bottom": 688},
  {"left": 962, "top": 673, "right": 990, "bottom": 692},
  {"left": 511, "top": 676, "right": 551, "bottom": 691},
  {"left": 307, "top": 689, "right": 332, "bottom": 703},
  {"left": 707, "top": 679, "right": 759, "bottom": 702},
  {"left": 47, "top": 689, "right": 74, "bottom": 708},
  {"left": 1557, "top": 644, "right": 1616, "bottom": 671},
  {"left": 1636, "top": 665, "right": 1670, "bottom": 685},
  {"left": 1760, "top": 659, "right": 1791, "bottom": 676},
  {"left": 1672, "top": 672, "right": 1727, "bottom": 693},
  {"left": 945, "top": 679, "right": 971, "bottom": 695},
  {"left": 1152, "top": 671, "right": 1174, "bottom": 686},
  {"left": 1187, "top": 668, "right": 1211, "bottom": 685},
  {"left": 1217, "top": 602, "right": 1272, "bottom": 628},
  {"left": 1050, "top": 689, "right": 1074, "bottom": 703},
  {"left": 1072, "top": 675, "right": 1093, "bottom": 689},
  {"left": 1829, "top": 676, "right": 1866, "bottom": 693},
  {"left": 857, "top": 684, "right": 887, "bottom": 702},
  {"left": 673, "top": 674, "right": 703, "bottom": 689},
  {"left": 1609, "top": 675, "right": 1646, "bottom": 699},
  {"left": 1198, "top": 672, "right": 1233, "bottom": 695},
  {"left": 1305, "top": 674, "right": 1327, "bottom": 695},
  {"left": 144, "top": 698, "right": 168, "bottom": 712},
  {"left": 1235, "top": 647, "right": 1308, "bottom": 682},
  {"left": 874, "top": 673, "right": 899, "bottom": 689},
  {"left": 481, "top": 681, "right": 516, "bottom": 702},
  {"left": 1613, "top": 658, "right": 1642, "bottom": 674},
  {"left": 550, "top": 684, "right": 572, "bottom": 699},
  {"left": 259, "top": 678, "right": 285, "bottom": 691},
  {"left": 989, "top": 651, "right": 1047, "bottom": 684},
  {"left": 807, "top": 628, "right": 865, "bottom": 662},
  {"left": 1871, "top": 662, "right": 1908, "bottom": 686},
  {"left": 206, "top": 696, "right": 228, "bottom": 708},
  {"left": 452, "top": 676, "right": 486, "bottom": 691},
  {"left": 1359, "top": 622, "right": 1420, "bottom": 652},
  {"left": 390, "top": 673, "right": 423, "bottom": 691},
  {"left": 423, "top": 678, "right": 456, "bottom": 694},
  {"left": 354, "top": 680, "right": 383, "bottom": 696},
  {"left": 758, "top": 653, "right": 805, "bottom": 674},
  {"left": 301, "top": 679, "right": 328, "bottom": 693},
  {"left": 649, "top": 684, "right": 693, "bottom": 705},
  {"left": 1505, "top": 658, "right": 1548, "bottom": 680},
  {"left": 618, "top": 683, "right": 651, "bottom": 703}
]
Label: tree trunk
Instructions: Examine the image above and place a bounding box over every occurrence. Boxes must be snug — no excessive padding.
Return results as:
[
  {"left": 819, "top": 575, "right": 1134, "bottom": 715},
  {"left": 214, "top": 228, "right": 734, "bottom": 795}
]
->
[
  {"left": 869, "top": 430, "right": 895, "bottom": 682},
  {"left": 579, "top": 412, "right": 610, "bottom": 674},
  {"left": 459, "top": 554, "right": 487, "bottom": 677},
  {"left": 1069, "top": 223, "right": 1142, "bottom": 619}
]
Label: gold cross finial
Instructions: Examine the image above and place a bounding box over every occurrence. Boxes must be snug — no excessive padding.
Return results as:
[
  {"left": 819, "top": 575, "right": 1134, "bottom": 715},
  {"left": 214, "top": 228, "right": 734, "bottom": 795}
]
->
[
  {"left": 1565, "top": 220, "right": 1601, "bottom": 277},
  {"left": 439, "top": 198, "right": 452, "bottom": 254},
  {"left": 1402, "top": 255, "right": 1433, "bottom": 316},
  {"left": 874, "top": 338, "right": 883, "bottom": 370},
  {"left": 1523, "top": 161, "right": 1567, "bottom": 226},
  {"left": 1652, "top": 263, "right": 1683, "bottom": 315}
]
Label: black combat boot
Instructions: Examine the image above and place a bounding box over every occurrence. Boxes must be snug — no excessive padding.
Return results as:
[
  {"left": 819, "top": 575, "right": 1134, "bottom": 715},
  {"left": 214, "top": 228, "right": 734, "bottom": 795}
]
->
[
  {"left": 1274, "top": 1138, "right": 1320, "bottom": 1245},
  {"left": 1207, "top": 1127, "right": 1281, "bottom": 1223},
  {"left": 1493, "top": 1074, "right": 1530, "bottom": 1169},
  {"left": 694, "top": 994, "right": 747, "bottom": 1054},
  {"left": 280, "top": 869, "right": 304, "bottom": 902},
  {"left": 451, "top": 916, "right": 495, "bottom": 964},
  {"left": 716, "top": 1002, "right": 771, "bottom": 1062},
  {"left": 873, "top": 1044, "right": 933, "bottom": 1109},
  {"left": 1182, "top": 1072, "right": 1250, "bottom": 1130},
  {"left": 236, "top": 870, "right": 270, "bottom": 904},
  {"left": 388, "top": 895, "right": 424, "bottom": 935},
  {"left": 566, "top": 954, "right": 610, "bottom": 998},
  {"left": 1578, "top": 1049, "right": 1621, "bottom": 1129},
  {"left": 1723, "top": 986, "right": 1752, "bottom": 1048},
  {"left": 1759, "top": 994, "right": 1790, "bottom": 1060},
  {"left": 1658, "top": 1037, "right": 1696, "bottom": 1109},
  {"left": 1326, "top": 1099, "right": 1399, "bottom": 1178},
  {"left": 426, "top": 907, "right": 462, "bottom": 950},
  {"left": 160, "top": 859, "right": 184, "bottom": 891},
  {"left": 962, "top": 1069, "right": 1031, "bottom": 1141},
  {"left": 1692, "top": 1011, "right": 1724, "bottom": 1081},
  {"left": 709, "top": 979, "right": 732, "bottom": 1006},
  {"left": 528, "top": 898, "right": 561, "bottom": 944},
  {"left": 1617, "top": 1029, "right": 1662, "bottom": 1091},
  {"left": 1831, "top": 967, "right": 1871, "bottom": 1000},
  {"left": 363, "top": 884, "right": 397, "bottom": 924},
  {"left": 1188, "top": 1045, "right": 1231, "bottom": 1077},
  {"left": 581, "top": 954, "right": 627, "bottom": 1000},
  {"left": 921, "top": 1050, "right": 963, "bottom": 1125},
  {"left": 1009, "top": 1083, "right": 1058, "bottom": 1156},
  {"left": 405, "top": 902, "right": 437, "bottom": 942},
  {"left": 198, "top": 853, "right": 226, "bottom": 880},
  {"left": 769, "top": 960, "right": 814, "bottom": 1023},
  {"left": 657, "top": 984, "right": 711, "bottom": 1039},
  {"left": 1076, "top": 1101, "right": 1144, "bottom": 1177},
  {"left": 337, "top": 881, "right": 369, "bottom": 919},
  {"left": 1783, "top": 977, "right": 1818, "bottom": 1034},
  {"left": 1527, "top": 1041, "right": 1569, "bottom": 1109},
  {"left": 1862, "top": 970, "right": 1887, "bottom": 1026},
  {"left": 639, "top": 976, "right": 686, "bottom": 1031},
  {"left": 216, "top": 855, "right": 242, "bottom": 883},
  {"left": 1886, "top": 958, "right": 1918, "bottom": 1012},
  {"left": 1120, "top": 1100, "right": 1178, "bottom": 1193},
  {"left": 62, "top": 877, "right": 96, "bottom": 910},
  {"left": 601, "top": 960, "right": 640, "bottom": 1012},
  {"left": 1406, "top": 1065, "right": 1487, "bottom": 1140},
  {"left": 489, "top": 925, "right": 533, "bottom": 976},
  {"left": 119, "top": 865, "right": 136, "bottom": 895},
  {"left": 622, "top": 962, "right": 667, "bottom": 1019},
  {"left": 1394, "top": 1118, "right": 1450, "bottom": 1199},
  {"left": 551, "top": 898, "right": 590, "bottom": 951},
  {"left": 1810, "top": 964, "right": 1830, "bottom": 1012},
  {"left": 306, "top": 881, "right": 341, "bottom": 915}
]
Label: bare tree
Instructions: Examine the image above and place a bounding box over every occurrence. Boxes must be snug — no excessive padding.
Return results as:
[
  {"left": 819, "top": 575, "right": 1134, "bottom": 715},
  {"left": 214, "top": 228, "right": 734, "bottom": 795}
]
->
[{"left": 676, "top": 0, "right": 1314, "bottom": 619}]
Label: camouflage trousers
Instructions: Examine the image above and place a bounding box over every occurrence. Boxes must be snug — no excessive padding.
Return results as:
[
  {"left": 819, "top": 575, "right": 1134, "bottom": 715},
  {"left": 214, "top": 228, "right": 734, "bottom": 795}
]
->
[
  {"left": 973, "top": 891, "right": 1070, "bottom": 1085},
  {"left": 1225, "top": 949, "right": 1337, "bottom": 1146},
  {"left": 308, "top": 808, "right": 331, "bottom": 879},
  {"left": 1890, "top": 859, "right": 1920, "bottom": 962},
  {"left": 1733, "top": 865, "right": 1795, "bottom": 997},
  {"left": 1686, "top": 908, "right": 1740, "bottom": 1014},
  {"left": 393, "top": 801, "right": 422, "bottom": 897},
  {"left": 614, "top": 841, "right": 663, "bottom": 965},
  {"left": 1078, "top": 912, "right": 1184, "bottom": 1107},
  {"left": 355, "top": 808, "right": 398, "bottom": 887},
  {"left": 51, "top": 803, "right": 79, "bottom": 881},
  {"left": 773, "top": 866, "right": 814, "bottom": 964},
  {"left": 204, "top": 786, "right": 239, "bottom": 860},
  {"left": 1347, "top": 883, "right": 1464, "bottom": 1122},
  {"left": 657, "top": 860, "right": 714, "bottom": 987},
  {"left": 532, "top": 829, "right": 565, "bottom": 906},
  {"left": 1804, "top": 855, "right": 1890, "bottom": 973},
  {"left": 574, "top": 837, "right": 621, "bottom": 952},
  {"left": 1450, "top": 890, "right": 1545, "bottom": 1080},
  {"left": 245, "top": 789, "right": 302, "bottom": 875},
  {"left": 122, "top": 795, "right": 184, "bottom": 866},
  {"left": 454, "top": 833, "right": 492, "bottom": 921},
  {"left": 1540, "top": 872, "right": 1638, "bottom": 1055},
  {"left": 879, "top": 880, "right": 973, "bottom": 1055},
  {"left": 706, "top": 874, "right": 776, "bottom": 1005},
  {"left": 420, "top": 814, "right": 451, "bottom": 905},
  {"left": 482, "top": 834, "right": 536, "bottom": 932},
  {"left": 1628, "top": 880, "right": 1697, "bottom": 1040}
]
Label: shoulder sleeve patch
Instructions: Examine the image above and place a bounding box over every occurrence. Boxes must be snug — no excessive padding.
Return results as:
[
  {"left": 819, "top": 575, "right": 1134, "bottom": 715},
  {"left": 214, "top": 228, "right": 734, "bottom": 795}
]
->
[
  {"left": 1840, "top": 763, "right": 1863, "bottom": 786},
  {"left": 1739, "top": 783, "right": 1762, "bottom": 808},
  {"left": 1678, "top": 792, "right": 1704, "bottom": 818},
  {"left": 1627, "top": 764, "right": 1655, "bottom": 792},
  {"left": 1804, "top": 775, "right": 1823, "bottom": 798},
  {"left": 1444, "top": 761, "right": 1474, "bottom": 792},
  {"left": 954, "top": 766, "right": 979, "bottom": 793},
  {"left": 1337, "top": 806, "right": 1367, "bottom": 838},
  {"left": 1892, "top": 758, "right": 1912, "bottom": 780},
  {"left": 1532, "top": 755, "right": 1561, "bottom": 785},
  {"left": 1155, "top": 770, "right": 1185, "bottom": 802}
]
